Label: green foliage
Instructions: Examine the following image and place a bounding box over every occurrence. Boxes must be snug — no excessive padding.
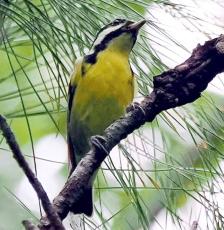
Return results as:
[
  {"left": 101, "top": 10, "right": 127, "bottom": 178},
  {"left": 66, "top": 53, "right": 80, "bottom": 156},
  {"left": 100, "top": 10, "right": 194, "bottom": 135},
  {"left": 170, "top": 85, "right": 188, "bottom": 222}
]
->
[{"left": 0, "top": 0, "right": 224, "bottom": 229}]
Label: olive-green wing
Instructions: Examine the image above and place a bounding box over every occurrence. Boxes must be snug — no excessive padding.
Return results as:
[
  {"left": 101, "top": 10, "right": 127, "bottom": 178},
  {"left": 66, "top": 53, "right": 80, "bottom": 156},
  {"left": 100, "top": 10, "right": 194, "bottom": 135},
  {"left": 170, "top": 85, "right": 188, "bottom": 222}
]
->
[{"left": 67, "top": 57, "right": 83, "bottom": 175}]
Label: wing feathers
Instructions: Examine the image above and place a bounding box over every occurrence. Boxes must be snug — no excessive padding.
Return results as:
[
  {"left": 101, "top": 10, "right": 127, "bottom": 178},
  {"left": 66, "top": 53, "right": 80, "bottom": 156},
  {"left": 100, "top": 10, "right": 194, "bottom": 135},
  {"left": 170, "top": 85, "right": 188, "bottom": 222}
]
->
[{"left": 67, "top": 58, "right": 83, "bottom": 175}]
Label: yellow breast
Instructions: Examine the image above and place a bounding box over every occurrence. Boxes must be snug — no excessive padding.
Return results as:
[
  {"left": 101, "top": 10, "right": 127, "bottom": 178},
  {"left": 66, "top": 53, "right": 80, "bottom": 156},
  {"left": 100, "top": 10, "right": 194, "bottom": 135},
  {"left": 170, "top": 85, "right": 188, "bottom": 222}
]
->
[{"left": 70, "top": 50, "right": 134, "bottom": 155}]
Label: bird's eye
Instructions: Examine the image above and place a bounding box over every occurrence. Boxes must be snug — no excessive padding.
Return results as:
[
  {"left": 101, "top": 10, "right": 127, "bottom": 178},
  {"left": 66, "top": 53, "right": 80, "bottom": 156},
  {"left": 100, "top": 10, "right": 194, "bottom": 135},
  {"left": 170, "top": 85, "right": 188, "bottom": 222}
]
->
[
  {"left": 113, "top": 19, "right": 120, "bottom": 23},
  {"left": 110, "top": 19, "right": 126, "bottom": 26}
]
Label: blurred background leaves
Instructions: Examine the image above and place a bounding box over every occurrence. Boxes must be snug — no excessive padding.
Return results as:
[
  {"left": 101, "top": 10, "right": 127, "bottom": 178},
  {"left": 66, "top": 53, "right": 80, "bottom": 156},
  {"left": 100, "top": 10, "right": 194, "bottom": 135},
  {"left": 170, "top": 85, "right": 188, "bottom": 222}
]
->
[{"left": 0, "top": 0, "right": 224, "bottom": 229}]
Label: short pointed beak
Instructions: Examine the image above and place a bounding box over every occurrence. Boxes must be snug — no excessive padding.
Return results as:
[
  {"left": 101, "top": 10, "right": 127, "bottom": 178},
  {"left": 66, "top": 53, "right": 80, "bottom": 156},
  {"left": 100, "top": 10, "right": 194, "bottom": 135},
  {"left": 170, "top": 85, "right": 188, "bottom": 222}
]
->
[{"left": 128, "top": 19, "right": 146, "bottom": 31}]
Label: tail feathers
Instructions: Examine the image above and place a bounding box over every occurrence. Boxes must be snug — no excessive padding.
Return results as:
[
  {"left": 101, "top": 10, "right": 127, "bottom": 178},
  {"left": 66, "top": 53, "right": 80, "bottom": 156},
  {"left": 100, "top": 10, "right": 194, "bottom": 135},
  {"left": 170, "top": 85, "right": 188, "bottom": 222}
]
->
[{"left": 70, "top": 187, "right": 93, "bottom": 217}]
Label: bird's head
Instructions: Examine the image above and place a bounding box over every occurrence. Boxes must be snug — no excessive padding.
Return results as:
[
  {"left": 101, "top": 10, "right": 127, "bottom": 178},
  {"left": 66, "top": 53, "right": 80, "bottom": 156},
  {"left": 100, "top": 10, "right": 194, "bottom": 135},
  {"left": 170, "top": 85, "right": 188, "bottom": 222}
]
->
[{"left": 89, "top": 19, "right": 146, "bottom": 56}]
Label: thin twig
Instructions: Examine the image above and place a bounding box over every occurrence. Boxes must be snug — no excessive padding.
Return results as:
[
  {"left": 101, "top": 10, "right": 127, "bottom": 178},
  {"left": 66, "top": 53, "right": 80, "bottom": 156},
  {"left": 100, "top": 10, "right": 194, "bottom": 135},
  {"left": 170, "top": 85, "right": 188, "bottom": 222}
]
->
[{"left": 0, "top": 115, "right": 65, "bottom": 230}]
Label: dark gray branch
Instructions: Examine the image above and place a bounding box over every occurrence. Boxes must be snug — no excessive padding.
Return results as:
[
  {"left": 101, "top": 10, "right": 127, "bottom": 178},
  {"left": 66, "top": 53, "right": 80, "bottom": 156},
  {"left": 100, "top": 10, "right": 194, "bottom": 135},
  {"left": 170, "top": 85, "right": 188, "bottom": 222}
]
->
[
  {"left": 41, "top": 35, "right": 224, "bottom": 227},
  {"left": 0, "top": 115, "right": 65, "bottom": 230}
]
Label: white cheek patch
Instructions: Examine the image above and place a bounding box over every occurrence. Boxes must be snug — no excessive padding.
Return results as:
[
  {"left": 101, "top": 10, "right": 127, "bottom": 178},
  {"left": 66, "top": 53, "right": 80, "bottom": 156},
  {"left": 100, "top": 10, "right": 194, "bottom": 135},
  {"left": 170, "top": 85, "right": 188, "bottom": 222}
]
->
[{"left": 89, "top": 23, "right": 125, "bottom": 54}]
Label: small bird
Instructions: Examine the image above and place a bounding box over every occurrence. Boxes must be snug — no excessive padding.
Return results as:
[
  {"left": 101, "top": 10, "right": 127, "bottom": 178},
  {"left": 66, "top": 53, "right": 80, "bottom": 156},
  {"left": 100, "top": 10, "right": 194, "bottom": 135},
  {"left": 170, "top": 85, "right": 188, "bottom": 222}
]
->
[{"left": 67, "top": 18, "right": 146, "bottom": 216}]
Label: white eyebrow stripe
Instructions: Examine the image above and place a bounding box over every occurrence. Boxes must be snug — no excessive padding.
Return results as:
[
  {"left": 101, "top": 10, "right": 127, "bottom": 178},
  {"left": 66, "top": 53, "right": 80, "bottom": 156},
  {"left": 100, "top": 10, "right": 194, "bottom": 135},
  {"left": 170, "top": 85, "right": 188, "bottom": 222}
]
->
[{"left": 89, "top": 23, "right": 125, "bottom": 54}]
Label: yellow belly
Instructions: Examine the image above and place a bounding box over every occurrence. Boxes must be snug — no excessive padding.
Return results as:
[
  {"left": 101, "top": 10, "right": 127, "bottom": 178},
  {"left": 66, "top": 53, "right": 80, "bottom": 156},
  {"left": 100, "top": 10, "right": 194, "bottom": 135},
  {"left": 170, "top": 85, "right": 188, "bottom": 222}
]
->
[{"left": 70, "top": 51, "right": 134, "bottom": 161}]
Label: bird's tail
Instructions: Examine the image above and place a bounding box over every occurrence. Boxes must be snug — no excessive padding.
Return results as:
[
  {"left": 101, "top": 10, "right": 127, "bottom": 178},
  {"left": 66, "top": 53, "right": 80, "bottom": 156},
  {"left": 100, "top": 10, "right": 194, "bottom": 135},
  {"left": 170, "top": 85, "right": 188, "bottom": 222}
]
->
[{"left": 70, "top": 186, "right": 93, "bottom": 217}]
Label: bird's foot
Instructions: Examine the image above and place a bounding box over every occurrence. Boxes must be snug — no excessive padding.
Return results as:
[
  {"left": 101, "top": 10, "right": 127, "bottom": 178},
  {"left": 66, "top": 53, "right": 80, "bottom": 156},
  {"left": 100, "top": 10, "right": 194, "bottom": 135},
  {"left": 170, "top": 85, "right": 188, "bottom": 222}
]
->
[
  {"left": 126, "top": 102, "right": 146, "bottom": 116},
  {"left": 90, "top": 135, "right": 108, "bottom": 154}
]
